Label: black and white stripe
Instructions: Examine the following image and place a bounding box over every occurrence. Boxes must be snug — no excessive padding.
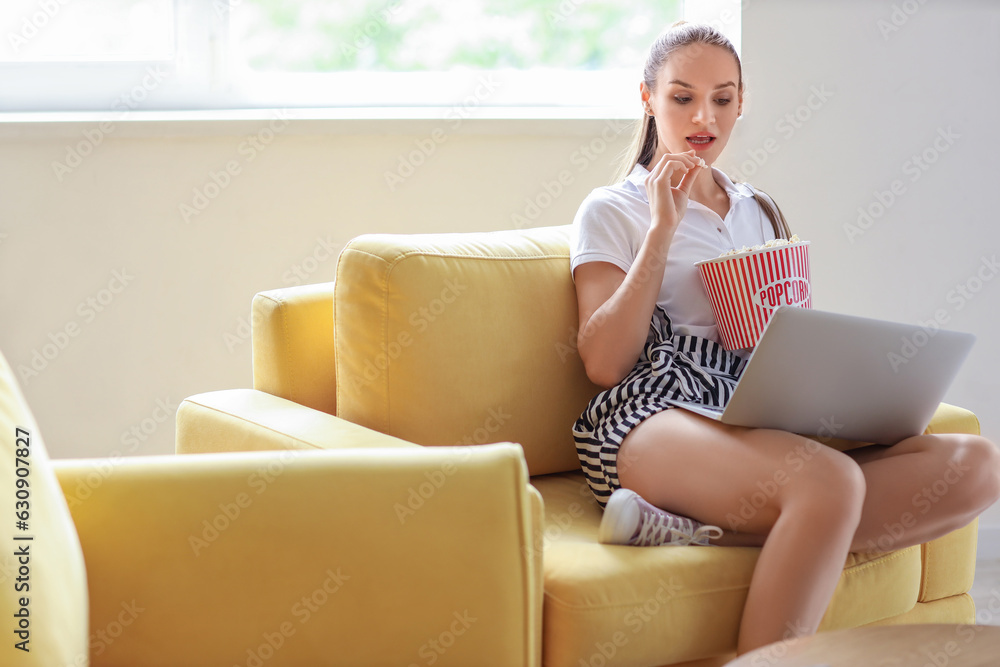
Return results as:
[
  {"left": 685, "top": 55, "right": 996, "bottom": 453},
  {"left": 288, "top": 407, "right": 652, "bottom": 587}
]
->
[{"left": 572, "top": 305, "right": 749, "bottom": 509}]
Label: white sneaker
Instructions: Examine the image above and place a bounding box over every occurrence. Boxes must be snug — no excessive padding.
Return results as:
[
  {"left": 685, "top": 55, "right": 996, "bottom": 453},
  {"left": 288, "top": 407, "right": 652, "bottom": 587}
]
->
[{"left": 598, "top": 488, "right": 723, "bottom": 546}]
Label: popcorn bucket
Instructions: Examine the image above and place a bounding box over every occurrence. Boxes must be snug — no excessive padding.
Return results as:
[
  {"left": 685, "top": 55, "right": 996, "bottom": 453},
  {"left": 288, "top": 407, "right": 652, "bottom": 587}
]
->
[{"left": 694, "top": 242, "right": 812, "bottom": 350}]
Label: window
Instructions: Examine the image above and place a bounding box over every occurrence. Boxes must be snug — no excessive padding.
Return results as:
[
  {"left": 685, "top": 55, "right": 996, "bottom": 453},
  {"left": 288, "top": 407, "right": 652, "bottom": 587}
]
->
[
  {"left": 0, "top": 0, "right": 741, "bottom": 114},
  {"left": 1, "top": 0, "right": 174, "bottom": 62}
]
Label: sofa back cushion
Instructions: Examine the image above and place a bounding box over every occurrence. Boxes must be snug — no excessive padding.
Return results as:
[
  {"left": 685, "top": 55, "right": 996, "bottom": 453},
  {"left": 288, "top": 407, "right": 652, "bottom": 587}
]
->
[
  {"left": 334, "top": 224, "right": 602, "bottom": 476},
  {"left": 0, "top": 348, "right": 89, "bottom": 664}
]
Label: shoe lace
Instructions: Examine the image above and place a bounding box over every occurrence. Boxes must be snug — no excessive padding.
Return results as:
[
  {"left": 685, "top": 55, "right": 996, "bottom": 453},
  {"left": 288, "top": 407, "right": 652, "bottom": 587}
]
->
[{"left": 636, "top": 506, "right": 723, "bottom": 546}]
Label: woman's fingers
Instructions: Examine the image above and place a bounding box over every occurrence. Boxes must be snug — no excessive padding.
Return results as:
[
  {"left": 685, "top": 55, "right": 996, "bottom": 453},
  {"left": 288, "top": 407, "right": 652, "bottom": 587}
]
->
[
  {"left": 652, "top": 151, "right": 699, "bottom": 171},
  {"left": 646, "top": 151, "right": 704, "bottom": 202},
  {"left": 645, "top": 150, "right": 703, "bottom": 230},
  {"left": 677, "top": 160, "right": 705, "bottom": 195},
  {"left": 647, "top": 159, "right": 693, "bottom": 191},
  {"left": 646, "top": 161, "right": 676, "bottom": 194},
  {"left": 676, "top": 150, "right": 700, "bottom": 168}
]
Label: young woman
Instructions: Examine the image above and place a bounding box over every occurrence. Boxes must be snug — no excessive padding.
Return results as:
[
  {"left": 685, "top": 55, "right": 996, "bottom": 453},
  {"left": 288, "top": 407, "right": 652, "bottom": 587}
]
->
[{"left": 569, "top": 20, "right": 1000, "bottom": 655}]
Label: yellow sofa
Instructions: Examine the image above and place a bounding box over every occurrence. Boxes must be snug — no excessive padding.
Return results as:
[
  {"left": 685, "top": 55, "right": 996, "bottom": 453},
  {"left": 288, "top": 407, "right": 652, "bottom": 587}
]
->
[{"left": 174, "top": 223, "right": 981, "bottom": 666}]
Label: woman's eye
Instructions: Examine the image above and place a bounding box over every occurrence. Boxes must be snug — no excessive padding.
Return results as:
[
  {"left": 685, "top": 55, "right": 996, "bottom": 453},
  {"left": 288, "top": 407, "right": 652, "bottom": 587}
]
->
[{"left": 673, "top": 97, "right": 731, "bottom": 105}]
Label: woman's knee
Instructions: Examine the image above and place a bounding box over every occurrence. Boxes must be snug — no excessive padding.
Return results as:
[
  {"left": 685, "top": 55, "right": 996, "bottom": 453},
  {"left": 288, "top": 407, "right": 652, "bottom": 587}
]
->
[
  {"left": 944, "top": 434, "right": 1000, "bottom": 514},
  {"left": 903, "top": 433, "right": 1000, "bottom": 513},
  {"left": 776, "top": 441, "right": 867, "bottom": 525},
  {"left": 718, "top": 430, "right": 866, "bottom": 533}
]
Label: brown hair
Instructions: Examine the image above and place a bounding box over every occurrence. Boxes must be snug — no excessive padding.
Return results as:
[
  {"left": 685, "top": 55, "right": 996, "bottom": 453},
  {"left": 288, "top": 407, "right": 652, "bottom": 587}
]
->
[{"left": 612, "top": 20, "right": 792, "bottom": 240}]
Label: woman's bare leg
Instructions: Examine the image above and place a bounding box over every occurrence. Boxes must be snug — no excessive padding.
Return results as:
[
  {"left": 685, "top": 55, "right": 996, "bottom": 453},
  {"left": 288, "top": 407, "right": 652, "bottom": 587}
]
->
[
  {"left": 842, "top": 433, "right": 1000, "bottom": 553},
  {"left": 682, "top": 434, "right": 1000, "bottom": 551},
  {"left": 615, "top": 409, "right": 866, "bottom": 655},
  {"left": 615, "top": 411, "right": 1000, "bottom": 655}
]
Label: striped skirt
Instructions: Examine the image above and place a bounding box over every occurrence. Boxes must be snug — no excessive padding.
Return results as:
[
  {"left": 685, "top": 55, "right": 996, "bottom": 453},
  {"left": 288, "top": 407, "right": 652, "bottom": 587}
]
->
[{"left": 572, "top": 305, "right": 750, "bottom": 509}]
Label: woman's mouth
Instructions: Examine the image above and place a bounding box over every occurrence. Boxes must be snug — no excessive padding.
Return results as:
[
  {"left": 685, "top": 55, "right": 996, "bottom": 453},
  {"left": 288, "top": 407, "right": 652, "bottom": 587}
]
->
[{"left": 686, "top": 135, "right": 716, "bottom": 151}]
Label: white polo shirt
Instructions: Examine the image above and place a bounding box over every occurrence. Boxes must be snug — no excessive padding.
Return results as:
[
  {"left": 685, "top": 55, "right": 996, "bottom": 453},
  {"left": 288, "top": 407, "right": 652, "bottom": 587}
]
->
[{"left": 570, "top": 162, "right": 778, "bottom": 354}]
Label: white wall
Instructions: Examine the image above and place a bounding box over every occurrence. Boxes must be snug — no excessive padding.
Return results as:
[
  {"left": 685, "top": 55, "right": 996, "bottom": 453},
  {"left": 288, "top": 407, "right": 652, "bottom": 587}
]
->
[
  {"left": 735, "top": 0, "right": 1000, "bottom": 538},
  {"left": 0, "top": 116, "right": 633, "bottom": 460},
  {"left": 1, "top": 0, "right": 998, "bottom": 535}
]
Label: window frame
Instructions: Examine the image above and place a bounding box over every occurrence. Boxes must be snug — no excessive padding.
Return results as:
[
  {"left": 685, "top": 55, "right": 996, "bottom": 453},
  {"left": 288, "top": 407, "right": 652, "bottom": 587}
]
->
[{"left": 0, "top": 0, "right": 741, "bottom": 116}]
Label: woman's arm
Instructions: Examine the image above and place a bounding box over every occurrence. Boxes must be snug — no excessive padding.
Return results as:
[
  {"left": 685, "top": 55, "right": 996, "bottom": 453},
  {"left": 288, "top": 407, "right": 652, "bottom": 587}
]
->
[
  {"left": 575, "top": 152, "right": 703, "bottom": 389},
  {"left": 574, "top": 225, "right": 675, "bottom": 388}
]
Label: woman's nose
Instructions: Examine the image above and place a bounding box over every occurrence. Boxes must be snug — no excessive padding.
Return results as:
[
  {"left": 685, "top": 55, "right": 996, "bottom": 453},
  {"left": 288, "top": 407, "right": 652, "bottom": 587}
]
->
[{"left": 693, "top": 103, "right": 715, "bottom": 125}]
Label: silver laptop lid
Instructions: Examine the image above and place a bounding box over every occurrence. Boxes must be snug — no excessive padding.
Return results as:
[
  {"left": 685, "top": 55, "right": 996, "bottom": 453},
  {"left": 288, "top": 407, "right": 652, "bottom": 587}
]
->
[{"left": 722, "top": 306, "right": 976, "bottom": 444}]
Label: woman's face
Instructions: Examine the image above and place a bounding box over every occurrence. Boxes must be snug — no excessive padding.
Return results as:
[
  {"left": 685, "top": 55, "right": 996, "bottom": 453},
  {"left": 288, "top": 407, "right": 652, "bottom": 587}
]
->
[{"left": 641, "top": 43, "right": 743, "bottom": 165}]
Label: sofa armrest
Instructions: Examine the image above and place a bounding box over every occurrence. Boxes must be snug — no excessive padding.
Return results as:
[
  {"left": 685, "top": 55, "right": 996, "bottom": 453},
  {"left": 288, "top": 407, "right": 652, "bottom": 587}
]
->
[
  {"left": 923, "top": 401, "right": 981, "bottom": 436},
  {"left": 912, "top": 402, "right": 981, "bottom": 603},
  {"left": 53, "top": 443, "right": 542, "bottom": 667},
  {"left": 919, "top": 518, "right": 978, "bottom": 603},
  {"left": 176, "top": 388, "right": 418, "bottom": 454},
  {"left": 252, "top": 281, "right": 337, "bottom": 415}
]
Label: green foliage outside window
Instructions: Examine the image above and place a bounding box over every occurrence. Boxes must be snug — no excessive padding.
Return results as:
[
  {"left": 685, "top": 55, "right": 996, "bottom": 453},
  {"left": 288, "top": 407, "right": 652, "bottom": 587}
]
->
[{"left": 232, "top": 0, "right": 683, "bottom": 72}]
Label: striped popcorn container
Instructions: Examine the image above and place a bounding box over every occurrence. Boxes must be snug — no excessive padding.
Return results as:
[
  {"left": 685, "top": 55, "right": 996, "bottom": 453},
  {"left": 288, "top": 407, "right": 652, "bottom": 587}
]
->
[{"left": 694, "top": 241, "right": 812, "bottom": 350}]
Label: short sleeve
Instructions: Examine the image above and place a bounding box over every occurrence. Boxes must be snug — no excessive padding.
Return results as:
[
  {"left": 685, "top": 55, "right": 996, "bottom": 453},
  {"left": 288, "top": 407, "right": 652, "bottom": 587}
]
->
[{"left": 569, "top": 192, "right": 640, "bottom": 284}]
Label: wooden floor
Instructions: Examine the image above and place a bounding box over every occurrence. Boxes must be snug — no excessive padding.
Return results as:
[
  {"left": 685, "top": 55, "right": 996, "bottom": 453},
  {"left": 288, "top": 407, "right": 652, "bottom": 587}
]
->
[{"left": 971, "top": 558, "right": 1000, "bottom": 625}]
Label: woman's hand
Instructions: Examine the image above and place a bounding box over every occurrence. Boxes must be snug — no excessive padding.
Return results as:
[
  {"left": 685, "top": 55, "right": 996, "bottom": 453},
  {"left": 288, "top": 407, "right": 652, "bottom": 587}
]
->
[{"left": 645, "top": 149, "right": 705, "bottom": 237}]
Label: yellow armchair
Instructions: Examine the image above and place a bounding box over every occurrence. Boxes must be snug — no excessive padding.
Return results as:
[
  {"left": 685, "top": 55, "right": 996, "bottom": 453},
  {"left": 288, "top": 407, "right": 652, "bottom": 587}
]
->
[
  {"left": 55, "top": 442, "right": 541, "bottom": 667},
  {"left": 0, "top": 346, "right": 542, "bottom": 666},
  {"left": 177, "top": 224, "right": 980, "bottom": 667}
]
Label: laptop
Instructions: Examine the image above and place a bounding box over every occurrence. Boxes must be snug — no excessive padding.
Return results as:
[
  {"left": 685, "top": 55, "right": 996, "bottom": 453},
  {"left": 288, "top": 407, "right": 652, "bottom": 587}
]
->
[{"left": 663, "top": 306, "right": 976, "bottom": 445}]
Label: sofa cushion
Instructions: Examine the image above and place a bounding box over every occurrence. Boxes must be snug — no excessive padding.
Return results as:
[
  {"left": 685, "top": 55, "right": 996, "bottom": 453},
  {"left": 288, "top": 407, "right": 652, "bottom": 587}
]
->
[
  {"left": 0, "top": 348, "right": 88, "bottom": 664},
  {"left": 333, "top": 224, "right": 603, "bottom": 476},
  {"left": 532, "top": 470, "right": 924, "bottom": 667}
]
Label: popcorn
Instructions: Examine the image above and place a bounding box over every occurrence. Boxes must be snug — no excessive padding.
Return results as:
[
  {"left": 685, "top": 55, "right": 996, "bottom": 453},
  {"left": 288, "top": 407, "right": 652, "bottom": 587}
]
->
[
  {"left": 696, "top": 236, "right": 812, "bottom": 350},
  {"left": 718, "top": 233, "right": 803, "bottom": 257}
]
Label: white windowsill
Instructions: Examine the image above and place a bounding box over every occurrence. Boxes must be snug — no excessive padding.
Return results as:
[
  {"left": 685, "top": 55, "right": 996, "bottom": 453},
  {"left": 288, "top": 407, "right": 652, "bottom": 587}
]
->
[{"left": 0, "top": 106, "right": 643, "bottom": 139}]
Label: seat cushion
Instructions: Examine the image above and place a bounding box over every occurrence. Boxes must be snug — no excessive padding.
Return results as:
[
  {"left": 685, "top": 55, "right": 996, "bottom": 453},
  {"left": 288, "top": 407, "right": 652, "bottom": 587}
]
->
[
  {"left": 532, "top": 471, "right": 924, "bottom": 667},
  {"left": 0, "top": 348, "right": 88, "bottom": 665}
]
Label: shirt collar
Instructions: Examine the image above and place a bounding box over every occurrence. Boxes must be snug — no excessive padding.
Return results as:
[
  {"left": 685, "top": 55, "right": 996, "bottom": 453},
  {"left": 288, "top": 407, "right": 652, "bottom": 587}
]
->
[{"left": 624, "top": 162, "right": 753, "bottom": 204}]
